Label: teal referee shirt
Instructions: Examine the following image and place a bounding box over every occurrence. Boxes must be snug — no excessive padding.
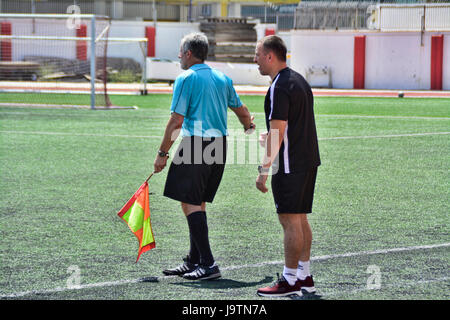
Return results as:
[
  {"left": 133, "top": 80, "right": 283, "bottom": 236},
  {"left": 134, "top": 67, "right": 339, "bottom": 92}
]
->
[{"left": 170, "top": 63, "right": 243, "bottom": 138}]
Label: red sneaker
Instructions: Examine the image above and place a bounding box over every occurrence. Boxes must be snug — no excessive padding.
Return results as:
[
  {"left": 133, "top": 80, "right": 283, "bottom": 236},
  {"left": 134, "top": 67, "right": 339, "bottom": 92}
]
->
[
  {"left": 257, "top": 274, "right": 302, "bottom": 297},
  {"left": 298, "top": 275, "right": 316, "bottom": 293}
]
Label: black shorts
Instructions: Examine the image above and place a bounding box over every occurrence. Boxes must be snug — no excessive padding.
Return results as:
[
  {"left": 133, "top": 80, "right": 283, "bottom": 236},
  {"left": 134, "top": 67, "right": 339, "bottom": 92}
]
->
[
  {"left": 164, "top": 136, "right": 226, "bottom": 205},
  {"left": 271, "top": 167, "right": 318, "bottom": 214}
]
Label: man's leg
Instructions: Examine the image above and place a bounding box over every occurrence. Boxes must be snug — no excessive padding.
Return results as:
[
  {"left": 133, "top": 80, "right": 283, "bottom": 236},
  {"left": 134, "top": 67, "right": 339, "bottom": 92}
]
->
[
  {"left": 278, "top": 214, "right": 313, "bottom": 285},
  {"left": 182, "top": 202, "right": 205, "bottom": 264},
  {"left": 181, "top": 202, "right": 221, "bottom": 280},
  {"left": 278, "top": 213, "right": 310, "bottom": 268},
  {"left": 299, "top": 214, "right": 312, "bottom": 262},
  {"left": 182, "top": 202, "right": 215, "bottom": 267},
  {"left": 181, "top": 202, "right": 206, "bottom": 217},
  {"left": 278, "top": 213, "right": 316, "bottom": 292},
  {"left": 256, "top": 213, "right": 307, "bottom": 296}
]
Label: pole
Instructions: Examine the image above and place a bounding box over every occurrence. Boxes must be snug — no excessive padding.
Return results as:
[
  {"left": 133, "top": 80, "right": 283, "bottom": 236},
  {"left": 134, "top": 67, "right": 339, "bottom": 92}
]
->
[
  {"left": 143, "top": 41, "right": 148, "bottom": 95},
  {"left": 145, "top": 172, "right": 154, "bottom": 183},
  {"left": 90, "top": 15, "right": 96, "bottom": 110}
]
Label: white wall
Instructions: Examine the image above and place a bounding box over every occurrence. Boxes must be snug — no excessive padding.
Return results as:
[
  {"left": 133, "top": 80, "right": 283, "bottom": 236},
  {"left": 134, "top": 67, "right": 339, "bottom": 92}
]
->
[
  {"left": 108, "top": 20, "right": 200, "bottom": 66},
  {"left": 291, "top": 31, "right": 354, "bottom": 88},
  {"left": 291, "top": 30, "right": 450, "bottom": 90},
  {"left": 7, "top": 18, "right": 449, "bottom": 90},
  {"left": 443, "top": 33, "right": 450, "bottom": 90}
]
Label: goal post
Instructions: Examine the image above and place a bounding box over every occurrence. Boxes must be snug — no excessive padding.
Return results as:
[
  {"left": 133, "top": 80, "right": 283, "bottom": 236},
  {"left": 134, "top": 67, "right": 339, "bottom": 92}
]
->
[{"left": 0, "top": 13, "right": 147, "bottom": 110}]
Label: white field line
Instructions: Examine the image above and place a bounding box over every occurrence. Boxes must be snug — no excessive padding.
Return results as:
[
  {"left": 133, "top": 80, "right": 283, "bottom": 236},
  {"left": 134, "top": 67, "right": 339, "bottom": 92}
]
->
[
  {"left": 1, "top": 242, "right": 449, "bottom": 299},
  {"left": 317, "top": 114, "right": 450, "bottom": 121},
  {"left": 1, "top": 130, "right": 449, "bottom": 142},
  {"left": 0, "top": 130, "right": 163, "bottom": 139},
  {"left": 1, "top": 110, "right": 449, "bottom": 121},
  {"left": 0, "top": 110, "right": 170, "bottom": 118},
  {"left": 318, "top": 131, "right": 450, "bottom": 141},
  {"left": 250, "top": 112, "right": 450, "bottom": 121}
]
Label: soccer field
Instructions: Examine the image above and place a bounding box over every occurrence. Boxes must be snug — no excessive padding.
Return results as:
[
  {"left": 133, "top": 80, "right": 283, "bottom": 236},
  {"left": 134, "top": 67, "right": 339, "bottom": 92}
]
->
[{"left": 0, "top": 94, "right": 449, "bottom": 300}]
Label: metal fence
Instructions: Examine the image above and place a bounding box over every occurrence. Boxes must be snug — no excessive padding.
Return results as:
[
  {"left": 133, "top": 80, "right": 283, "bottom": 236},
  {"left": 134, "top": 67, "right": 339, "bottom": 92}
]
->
[
  {"left": 1, "top": 1, "right": 449, "bottom": 30},
  {"left": 0, "top": 0, "right": 177, "bottom": 21},
  {"left": 293, "top": 0, "right": 450, "bottom": 30}
]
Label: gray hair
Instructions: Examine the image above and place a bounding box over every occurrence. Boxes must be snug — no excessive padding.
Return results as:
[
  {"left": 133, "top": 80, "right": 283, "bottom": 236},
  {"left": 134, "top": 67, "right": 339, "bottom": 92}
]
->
[{"left": 181, "top": 32, "right": 209, "bottom": 61}]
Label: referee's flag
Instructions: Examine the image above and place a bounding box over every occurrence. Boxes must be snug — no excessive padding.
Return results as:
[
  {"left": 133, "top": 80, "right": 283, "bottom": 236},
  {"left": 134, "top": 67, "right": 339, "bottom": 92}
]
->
[{"left": 117, "top": 181, "right": 155, "bottom": 262}]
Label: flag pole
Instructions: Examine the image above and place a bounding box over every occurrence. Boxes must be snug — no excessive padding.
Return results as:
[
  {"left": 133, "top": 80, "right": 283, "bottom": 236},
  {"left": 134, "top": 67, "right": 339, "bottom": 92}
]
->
[{"left": 145, "top": 172, "right": 155, "bottom": 183}]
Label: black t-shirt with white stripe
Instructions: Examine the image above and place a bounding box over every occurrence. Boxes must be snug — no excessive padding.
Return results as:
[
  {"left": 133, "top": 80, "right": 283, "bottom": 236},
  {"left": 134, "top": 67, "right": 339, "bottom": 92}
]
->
[{"left": 264, "top": 67, "right": 321, "bottom": 174}]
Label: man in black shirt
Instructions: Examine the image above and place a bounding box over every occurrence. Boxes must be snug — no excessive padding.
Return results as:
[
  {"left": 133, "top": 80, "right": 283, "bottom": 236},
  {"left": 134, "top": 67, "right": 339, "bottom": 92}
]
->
[{"left": 254, "top": 35, "right": 321, "bottom": 297}]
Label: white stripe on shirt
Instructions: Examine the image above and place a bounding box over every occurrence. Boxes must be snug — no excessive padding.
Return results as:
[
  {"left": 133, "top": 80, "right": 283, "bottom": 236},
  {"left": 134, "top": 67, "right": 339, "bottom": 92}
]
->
[
  {"left": 283, "top": 123, "right": 290, "bottom": 173},
  {"left": 268, "top": 74, "right": 280, "bottom": 120}
]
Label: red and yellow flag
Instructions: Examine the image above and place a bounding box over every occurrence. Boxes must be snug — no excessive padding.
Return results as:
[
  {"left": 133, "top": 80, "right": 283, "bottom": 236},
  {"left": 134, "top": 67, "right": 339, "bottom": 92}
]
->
[{"left": 117, "top": 181, "right": 155, "bottom": 262}]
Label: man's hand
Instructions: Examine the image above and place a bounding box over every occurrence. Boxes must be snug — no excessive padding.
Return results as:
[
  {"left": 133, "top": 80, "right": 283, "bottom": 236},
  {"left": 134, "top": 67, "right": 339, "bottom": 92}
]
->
[
  {"left": 154, "top": 155, "right": 168, "bottom": 173},
  {"left": 259, "top": 131, "right": 268, "bottom": 148},
  {"left": 256, "top": 173, "right": 269, "bottom": 193},
  {"left": 245, "top": 115, "right": 256, "bottom": 135}
]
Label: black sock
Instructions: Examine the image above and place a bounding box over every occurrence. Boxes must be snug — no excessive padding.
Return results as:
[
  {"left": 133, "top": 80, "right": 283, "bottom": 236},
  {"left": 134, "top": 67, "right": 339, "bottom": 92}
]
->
[
  {"left": 187, "top": 232, "right": 200, "bottom": 264},
  {"left": 186, "top": 211, "right": 214, "bottom": 267}
]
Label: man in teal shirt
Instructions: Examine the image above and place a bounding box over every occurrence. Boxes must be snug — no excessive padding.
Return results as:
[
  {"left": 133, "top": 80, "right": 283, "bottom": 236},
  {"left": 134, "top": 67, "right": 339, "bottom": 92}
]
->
[{"left": 153, "top": 33, "right": 255, "bottom": 280}]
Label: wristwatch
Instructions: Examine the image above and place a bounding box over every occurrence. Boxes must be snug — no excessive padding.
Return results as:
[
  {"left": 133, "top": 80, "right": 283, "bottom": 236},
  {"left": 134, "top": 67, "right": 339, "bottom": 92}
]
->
[
  {"left": 158, "top": 150, "right": 169, "bottom": 158},
  {"left": 258, "top": 165, "right": 270, "bottom": 174},
  {"left": 245, "top": 123, "right": 256, "bottom": 134}
]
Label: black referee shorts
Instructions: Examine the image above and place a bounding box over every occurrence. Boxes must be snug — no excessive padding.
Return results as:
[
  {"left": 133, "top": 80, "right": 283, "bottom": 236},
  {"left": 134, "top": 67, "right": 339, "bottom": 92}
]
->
[
  {"left": 271, "top": 167, "right": 318, "bottom": 214},
  {"left": 164, "top": 136, "right": 227, "bottom": 206}
]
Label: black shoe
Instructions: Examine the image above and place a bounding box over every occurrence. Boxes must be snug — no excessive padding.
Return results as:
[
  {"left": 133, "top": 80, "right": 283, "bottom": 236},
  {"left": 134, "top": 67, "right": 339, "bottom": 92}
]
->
[
  {"left": 162, "top": 257, "right": 198, "bottom": 276},
  {"left": 182, "top": 263, "right": 221, "bottom": 281}
]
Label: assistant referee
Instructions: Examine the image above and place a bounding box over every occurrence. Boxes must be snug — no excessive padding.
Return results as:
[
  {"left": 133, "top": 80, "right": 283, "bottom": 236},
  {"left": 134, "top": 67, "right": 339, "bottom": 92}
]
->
[
  {"left": 254, "top": 35, "right": 321, "bottom": 297},
  {"left": 153, "top": 33, "right": 254, "bottom": 281}
]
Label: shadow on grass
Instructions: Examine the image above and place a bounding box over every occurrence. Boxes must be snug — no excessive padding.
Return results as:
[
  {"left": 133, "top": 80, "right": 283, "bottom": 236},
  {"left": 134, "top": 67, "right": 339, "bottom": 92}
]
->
[
  {"left": 289, "top": 291, "right": 323, "bottom": 300},
  {"left": 171, "top": 276, "right": 273, "bottom": 290},
  {"left": 139, "top": 276, "right": 323, "bottom": 299}
]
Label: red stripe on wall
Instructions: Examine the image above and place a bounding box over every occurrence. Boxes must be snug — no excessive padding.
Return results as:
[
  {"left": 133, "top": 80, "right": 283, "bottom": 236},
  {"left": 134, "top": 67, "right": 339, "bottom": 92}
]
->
[
  {"left": 353, "top": 35, "right": 366, "bottom": 89},
  {"left": 146, "top": 26, "right": 156, "bottom": 57},
  {"left": 76, "top": 24, "right": 87, "bottom": 61},
  {"left": 1, "top": 22, "right": 12, "bottom": 61},
  {"left": 430, "top": 35, "right": 444, "bottom": 90}
]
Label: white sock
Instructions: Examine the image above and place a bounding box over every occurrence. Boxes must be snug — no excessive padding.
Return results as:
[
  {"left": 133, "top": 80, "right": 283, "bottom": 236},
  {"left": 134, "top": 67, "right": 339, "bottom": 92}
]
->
[
  {"left": 297, "top": 260, "right": 311, "bottom": 280},
  {"left": 283, "top": 266, "right": 298, "bottom": 286}
]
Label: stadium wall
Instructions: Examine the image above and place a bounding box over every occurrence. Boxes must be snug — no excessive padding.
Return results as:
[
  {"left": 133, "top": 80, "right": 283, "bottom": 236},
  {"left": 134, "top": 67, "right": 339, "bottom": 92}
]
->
[
  {"left": 290, "top": 30, "right": 450, "bottom": 90},
  {"left": 108, "top": 20, "right": 200, "bottom": 64}
]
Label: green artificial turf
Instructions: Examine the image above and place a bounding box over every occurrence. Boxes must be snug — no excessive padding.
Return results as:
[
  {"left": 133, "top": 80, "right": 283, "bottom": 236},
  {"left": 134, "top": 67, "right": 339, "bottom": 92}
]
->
[{"left": 0, "top": 93, "right": 449, "bottom": 300}]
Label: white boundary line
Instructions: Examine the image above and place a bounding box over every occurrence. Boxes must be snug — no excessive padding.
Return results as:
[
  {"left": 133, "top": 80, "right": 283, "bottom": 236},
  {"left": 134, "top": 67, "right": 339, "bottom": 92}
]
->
[
  {"left": 1, "top": 130, "right": 449, "bottom": 141},
  {"left": 1, "top": 242, "right": 449, "bottom": 299},
  {"left": 0, "top": 130, "right": 163, "bottom": 139},
  {"left": 250, "top": 112, "right": 450, "bottom": 121},
  {"left": 318, "top": 131, "right": 450, "bottom": 141},
  {"left": 1, "top": 110, "right": 449, "bottom": 121}
]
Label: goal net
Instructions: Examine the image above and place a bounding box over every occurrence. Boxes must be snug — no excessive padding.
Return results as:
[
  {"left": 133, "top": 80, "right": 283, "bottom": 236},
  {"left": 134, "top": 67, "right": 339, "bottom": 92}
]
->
[{"left": 0, "top": 13, "right": 120, "bottom": 109}]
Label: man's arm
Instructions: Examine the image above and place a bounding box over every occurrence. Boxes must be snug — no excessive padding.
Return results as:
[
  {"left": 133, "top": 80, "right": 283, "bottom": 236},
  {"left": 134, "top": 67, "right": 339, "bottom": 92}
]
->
[
  {"left": 256, "top": 119, "right": 287, "bottom": 193},
  {"left": 153, "top": 112, "right": 184, "bottom": 173},
  {"left": 229, "top": 104, "right": 254, "bottom": 131}
]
